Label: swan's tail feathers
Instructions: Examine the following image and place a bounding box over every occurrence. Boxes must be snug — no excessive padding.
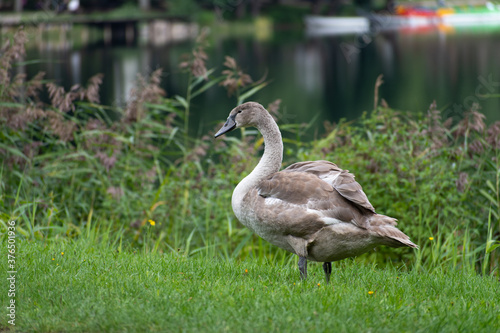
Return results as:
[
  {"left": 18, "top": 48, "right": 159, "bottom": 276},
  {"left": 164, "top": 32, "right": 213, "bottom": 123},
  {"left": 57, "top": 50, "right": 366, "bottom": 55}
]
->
[
  {"left": 385, "top": 231, "right": 419, "bottom": 249},
  {"left": 370, "top": 214, "right": 419, "bottom": 249}
]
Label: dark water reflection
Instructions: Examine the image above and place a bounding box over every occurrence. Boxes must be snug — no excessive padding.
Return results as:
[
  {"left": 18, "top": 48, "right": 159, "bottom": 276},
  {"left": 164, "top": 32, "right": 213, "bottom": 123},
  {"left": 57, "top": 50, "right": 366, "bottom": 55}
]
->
[{"left": 23, "top": 26, "right": 500, "bottom": 137}]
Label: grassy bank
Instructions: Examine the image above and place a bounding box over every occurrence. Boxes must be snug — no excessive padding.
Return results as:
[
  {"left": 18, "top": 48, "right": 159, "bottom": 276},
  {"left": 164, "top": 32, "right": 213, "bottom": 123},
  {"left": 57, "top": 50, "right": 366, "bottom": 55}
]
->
[
  {"left": 1, "top": 27, "right": 500, "bottom": 331},
  {"left": 1, "top": 239, "right": 499, "bottom": 332}
]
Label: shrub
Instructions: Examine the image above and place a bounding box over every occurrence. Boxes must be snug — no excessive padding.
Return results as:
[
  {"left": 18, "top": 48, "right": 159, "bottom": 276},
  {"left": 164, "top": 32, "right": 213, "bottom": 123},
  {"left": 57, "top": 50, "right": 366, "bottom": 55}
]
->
[{"left": 1, "top": 28, "right": 498, "bottom": 276}]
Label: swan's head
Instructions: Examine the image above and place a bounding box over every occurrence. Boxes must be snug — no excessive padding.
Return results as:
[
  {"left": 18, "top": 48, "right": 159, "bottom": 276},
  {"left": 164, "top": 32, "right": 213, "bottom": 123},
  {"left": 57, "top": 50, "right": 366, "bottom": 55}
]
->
[{"left": 214, "top": 102, "right": 268, "bottom": 138}]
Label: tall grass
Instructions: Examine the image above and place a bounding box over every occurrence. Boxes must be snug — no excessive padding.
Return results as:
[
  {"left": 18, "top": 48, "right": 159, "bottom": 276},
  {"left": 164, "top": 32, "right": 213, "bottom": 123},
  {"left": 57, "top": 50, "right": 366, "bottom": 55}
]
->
[{"left": 0, "top": 28, "right": 499, "bottom": 276}]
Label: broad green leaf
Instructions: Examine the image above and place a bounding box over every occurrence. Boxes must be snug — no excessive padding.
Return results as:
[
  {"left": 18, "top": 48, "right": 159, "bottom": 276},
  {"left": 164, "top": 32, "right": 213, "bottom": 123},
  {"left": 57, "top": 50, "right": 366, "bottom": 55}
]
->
[
  {"left": 237, "top": 82, "right": 268, "bottom": 105},
  {"left": 486, "top": 240, "right": 500, "bottom": 254},
  {"left": 485, "top": 180, "right": 497, "bottom": 194},
  {"left": 189, "top": 68, "right": 216, "bottom": 90},
  {"left": 0, "top": 102, "right": 24, "bottom": 108},
  {"left": 479, "top": 189, "right": 499, "bottom": 207},
  {"left": 175, "top": 95, "right": 188, "bottom": 109},
  {"left": 0, "top": 143, "right": 28, "bottom": 161},
  {"left": 191, "top": 76, "right": 224, "bottom": 99}
]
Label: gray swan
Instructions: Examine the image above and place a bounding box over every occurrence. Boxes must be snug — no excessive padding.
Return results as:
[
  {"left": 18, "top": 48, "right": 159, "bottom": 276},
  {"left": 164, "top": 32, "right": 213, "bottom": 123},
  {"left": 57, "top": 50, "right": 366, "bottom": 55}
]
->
[{"left": 215, "top": 102, "right": 418, "bottom": 282}]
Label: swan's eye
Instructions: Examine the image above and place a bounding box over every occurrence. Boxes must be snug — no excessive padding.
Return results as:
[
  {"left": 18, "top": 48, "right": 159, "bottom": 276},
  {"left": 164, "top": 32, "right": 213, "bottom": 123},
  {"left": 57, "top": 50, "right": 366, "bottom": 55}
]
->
[{"left": 237, "top": 110, "right": 243, "bottom": 114}]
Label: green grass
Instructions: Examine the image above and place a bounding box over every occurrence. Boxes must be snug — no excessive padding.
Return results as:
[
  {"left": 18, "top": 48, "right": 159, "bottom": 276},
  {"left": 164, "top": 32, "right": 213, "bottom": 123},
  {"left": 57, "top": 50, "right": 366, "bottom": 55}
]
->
[{"left": 1, "top": 239, "right": 499, "bottom": 332}]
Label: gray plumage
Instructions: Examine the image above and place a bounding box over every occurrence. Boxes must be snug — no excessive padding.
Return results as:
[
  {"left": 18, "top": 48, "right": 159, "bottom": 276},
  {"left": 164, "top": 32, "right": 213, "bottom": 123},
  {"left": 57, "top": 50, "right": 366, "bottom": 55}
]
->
[{"left": 215, "top": 102, "right": 418, "bottom": 282}]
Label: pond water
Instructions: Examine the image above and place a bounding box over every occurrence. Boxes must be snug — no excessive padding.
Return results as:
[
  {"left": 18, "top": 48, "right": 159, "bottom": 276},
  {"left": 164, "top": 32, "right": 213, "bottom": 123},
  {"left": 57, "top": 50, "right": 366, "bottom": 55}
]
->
[{"left": 20, "top": 23, "right": 500, "bottom": 137}]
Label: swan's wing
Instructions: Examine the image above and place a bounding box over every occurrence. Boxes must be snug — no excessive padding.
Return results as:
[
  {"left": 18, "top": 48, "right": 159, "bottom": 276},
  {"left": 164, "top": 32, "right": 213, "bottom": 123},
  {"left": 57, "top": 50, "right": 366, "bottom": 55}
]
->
[
  {"left": 283, "top": 160, "right": 376, "bottom": 213},
  {"left": 257, "top": 170, "right": 333, "bottom": 206},
  {"left": 252, "top": 161, "right": 415, "bottom": 252},
  {"left": 255, "top": 167, "right": 371, "bottom": 233},
  {"left": 254, "top": 171, "right": 345, "bottom": 238}
]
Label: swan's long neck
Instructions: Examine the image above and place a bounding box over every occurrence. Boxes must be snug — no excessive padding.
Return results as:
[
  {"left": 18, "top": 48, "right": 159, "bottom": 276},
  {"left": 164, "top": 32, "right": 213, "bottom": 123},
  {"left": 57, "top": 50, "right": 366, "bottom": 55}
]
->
[{"left": 232, "top": 115, "right": 283, "bottom": 214}]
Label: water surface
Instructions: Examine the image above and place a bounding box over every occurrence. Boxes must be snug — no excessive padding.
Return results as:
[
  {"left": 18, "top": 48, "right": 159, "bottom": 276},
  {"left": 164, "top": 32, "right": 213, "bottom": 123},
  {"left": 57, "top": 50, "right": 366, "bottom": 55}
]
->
[{"left": 21, "top": 25, "right": 500, "bottom": 136}]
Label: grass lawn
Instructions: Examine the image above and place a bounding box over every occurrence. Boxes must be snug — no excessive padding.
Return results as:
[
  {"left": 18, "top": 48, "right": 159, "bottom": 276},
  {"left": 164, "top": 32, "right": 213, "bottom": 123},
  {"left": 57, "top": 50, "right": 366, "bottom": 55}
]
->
[{"left": 1, "top": 239, "right": 499, "bottom": 332}]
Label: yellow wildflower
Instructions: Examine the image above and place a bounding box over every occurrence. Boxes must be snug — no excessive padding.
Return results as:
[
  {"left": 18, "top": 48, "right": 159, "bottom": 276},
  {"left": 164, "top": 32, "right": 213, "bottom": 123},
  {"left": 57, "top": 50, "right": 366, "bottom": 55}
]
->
[
  {"left": 61, "top": 252, "right": 64, "bottom": 255},
  {"left": 368, "top": 291, "right": 374, "bottom": 295},
  {"left": 429, "top": 237, "right": 434, "bottom": 241},
  {"left": 149, "top": 219, "right": 156, "bottom": 226},
  {"left": 317, "top": 283, "right": 321, "bottom": 287},
  {"left": 52, "top": 258, "right": 55, "bottom": 261}
]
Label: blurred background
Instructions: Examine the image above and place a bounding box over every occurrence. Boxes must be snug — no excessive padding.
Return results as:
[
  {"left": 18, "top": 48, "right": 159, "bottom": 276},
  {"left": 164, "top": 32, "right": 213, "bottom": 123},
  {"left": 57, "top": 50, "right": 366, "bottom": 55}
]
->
[{"left": 1, "top": 0, "right": 499, "bottom": 134}]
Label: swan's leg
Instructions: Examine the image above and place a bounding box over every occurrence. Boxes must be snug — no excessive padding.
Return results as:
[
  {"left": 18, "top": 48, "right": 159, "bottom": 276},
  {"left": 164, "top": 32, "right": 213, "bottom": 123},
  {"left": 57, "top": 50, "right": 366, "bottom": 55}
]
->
[
  {"left": 323, "top": 262, "right": 332, "bottom": 283},
  {"left": 288, "top": 236, "right": 308, "bottom": 280},
  {"left": 298, "top": 256, "right": 307, "bottom": 280}
]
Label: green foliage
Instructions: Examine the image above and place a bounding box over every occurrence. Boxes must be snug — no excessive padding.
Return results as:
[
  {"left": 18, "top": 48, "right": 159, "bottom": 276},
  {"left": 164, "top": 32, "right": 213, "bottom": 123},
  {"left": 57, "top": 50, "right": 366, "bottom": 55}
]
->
[
  {"left": 166, "top": 0, "right": 201, "bottom": 18},
  {"left": 264, "top": 4, "right": 311, "bottom": 25},
  {"left": 1, "top": 28, "right": 499, "bottom": 279},
  {"left": 0, "top": 28, "right": 270, "bottom": 261},
  {"left": 2, "top": 239, "right": 499, "bottom": 332},
  {"left": 196, "top": 9, "right": 217, "bottom": 26}
]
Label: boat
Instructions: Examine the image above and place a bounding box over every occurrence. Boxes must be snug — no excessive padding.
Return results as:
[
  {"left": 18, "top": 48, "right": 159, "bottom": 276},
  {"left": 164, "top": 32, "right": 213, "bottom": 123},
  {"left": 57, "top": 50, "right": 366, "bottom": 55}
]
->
[
  {"left": 305, "top": 3, "right": 500, "bottom": 35},
  {"left": 392, "top": 3, "right": 500, "bottom": 28},
  {"left": 438, "top": 4, "right": 500, "bottom": 26},
  {"left": 305, "top": 16, "right": 370, "bottom": 35}
]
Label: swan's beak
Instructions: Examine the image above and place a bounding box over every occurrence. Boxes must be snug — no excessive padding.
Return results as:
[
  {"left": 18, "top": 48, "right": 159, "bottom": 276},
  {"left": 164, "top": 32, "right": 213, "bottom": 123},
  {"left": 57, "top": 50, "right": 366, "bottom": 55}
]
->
[{"left": 214, "top": 114, "right": 237, "bottom": 138}]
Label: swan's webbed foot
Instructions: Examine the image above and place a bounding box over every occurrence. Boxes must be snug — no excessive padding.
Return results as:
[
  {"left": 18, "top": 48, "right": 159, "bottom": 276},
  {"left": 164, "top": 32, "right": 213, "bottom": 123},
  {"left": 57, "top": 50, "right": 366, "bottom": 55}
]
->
[
  {"left": 298, "top": 256, "right": 307, "bottom": 280},
  {"left": 323, "top": 262, "right": 332, "bottom": 284}
]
